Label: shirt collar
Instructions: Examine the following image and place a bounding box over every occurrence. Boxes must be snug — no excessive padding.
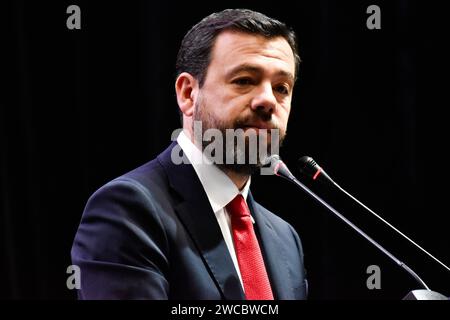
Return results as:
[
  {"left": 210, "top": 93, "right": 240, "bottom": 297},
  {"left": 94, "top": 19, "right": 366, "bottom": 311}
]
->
[{"left": 177, "top": 130, "right": 251, "bottom": 213}]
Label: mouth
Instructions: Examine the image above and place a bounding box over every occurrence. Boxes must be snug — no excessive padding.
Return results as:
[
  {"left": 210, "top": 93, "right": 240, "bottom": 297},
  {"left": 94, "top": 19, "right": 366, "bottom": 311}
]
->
[{"left": 241, "top": 124, "right": 277, "bottom": 131}]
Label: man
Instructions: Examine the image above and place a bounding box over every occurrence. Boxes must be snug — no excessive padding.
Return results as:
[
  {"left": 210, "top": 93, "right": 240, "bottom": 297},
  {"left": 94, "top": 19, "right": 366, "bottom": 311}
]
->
[{"left": 71, "top": 8, "right": 307, "bottom": 300}]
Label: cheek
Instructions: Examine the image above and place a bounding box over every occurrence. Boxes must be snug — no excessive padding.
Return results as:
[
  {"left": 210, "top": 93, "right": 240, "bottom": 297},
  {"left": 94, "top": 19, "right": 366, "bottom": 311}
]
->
[
  {"left": 203, "top": 87, "right": 233, "bottom": 114},
  {"left": 277, "top": 106, "right": 291, "bottom": 131},
  {"left": 277, "top": 104, "right": 291, "bottom": 121},
  {"left": 218, "top": 95, "right": 248, "bottom": 119}
]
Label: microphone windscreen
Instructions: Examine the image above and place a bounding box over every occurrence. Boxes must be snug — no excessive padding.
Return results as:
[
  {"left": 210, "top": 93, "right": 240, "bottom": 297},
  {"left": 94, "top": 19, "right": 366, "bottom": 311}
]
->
[{"left": 298, "top": 156, "right": 334, "bottom": 185}]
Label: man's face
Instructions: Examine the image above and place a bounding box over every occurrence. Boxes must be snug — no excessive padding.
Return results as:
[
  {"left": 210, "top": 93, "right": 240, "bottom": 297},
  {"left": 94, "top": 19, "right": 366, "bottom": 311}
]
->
[{"left": 193, "top": 31, "right": 296, "bottom": 173}]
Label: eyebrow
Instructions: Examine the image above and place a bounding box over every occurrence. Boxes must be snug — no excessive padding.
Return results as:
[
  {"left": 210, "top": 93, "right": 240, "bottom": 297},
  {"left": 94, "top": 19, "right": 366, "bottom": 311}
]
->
[{"left": 226, "top": 64, "right": 295, "bottom": 84}]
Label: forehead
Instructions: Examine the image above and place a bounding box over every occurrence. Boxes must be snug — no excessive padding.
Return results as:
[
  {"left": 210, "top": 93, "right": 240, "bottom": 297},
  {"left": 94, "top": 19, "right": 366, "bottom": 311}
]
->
[{"left": 209, "top": 30, "right": 296, "bottom": 77}]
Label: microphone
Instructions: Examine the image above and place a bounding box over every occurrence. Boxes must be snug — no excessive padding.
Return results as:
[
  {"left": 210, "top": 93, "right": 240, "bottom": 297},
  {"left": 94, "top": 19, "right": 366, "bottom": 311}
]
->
[
  {"left": 298, "top": 156, "right": 335, "bottom": 186},
  {"left": 298, "top": 156, "right": 450, "bottom": 274},
  {"left": 264, "top": 154, "right": 448, "bottom": 299}
]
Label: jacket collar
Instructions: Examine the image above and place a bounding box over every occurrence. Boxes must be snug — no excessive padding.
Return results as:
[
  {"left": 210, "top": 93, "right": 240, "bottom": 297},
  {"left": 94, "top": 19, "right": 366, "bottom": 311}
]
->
[{"left": 158, "top": 142, "right": 244, "bottom": 299}]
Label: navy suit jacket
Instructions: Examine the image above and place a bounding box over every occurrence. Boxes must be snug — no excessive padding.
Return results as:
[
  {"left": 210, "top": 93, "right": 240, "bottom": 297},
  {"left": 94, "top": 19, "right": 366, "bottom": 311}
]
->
[{"left": 71, "top": 142, "right": 307, "bottom": 299}]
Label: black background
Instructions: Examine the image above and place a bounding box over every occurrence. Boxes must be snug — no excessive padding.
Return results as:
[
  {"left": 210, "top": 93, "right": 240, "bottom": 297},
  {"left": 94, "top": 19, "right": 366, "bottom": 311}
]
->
[{"left": 2, "top": 0, "right": 449, "bottom": 299}]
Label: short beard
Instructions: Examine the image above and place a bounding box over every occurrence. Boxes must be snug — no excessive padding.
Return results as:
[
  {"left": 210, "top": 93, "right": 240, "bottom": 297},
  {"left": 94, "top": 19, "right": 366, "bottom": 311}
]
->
[{"left": 192, "top": 98, "right": 286, "bottom": 176}]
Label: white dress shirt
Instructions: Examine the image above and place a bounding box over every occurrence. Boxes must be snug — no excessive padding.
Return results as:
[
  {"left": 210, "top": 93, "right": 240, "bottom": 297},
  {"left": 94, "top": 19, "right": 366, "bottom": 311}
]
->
[{"left": 177, "top": 130, "right": 253, "bottom": 289}]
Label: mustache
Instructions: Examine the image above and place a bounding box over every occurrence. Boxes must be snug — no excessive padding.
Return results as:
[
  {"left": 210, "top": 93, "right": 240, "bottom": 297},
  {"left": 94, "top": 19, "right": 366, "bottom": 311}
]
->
[{"left": 234, "top": 110, "right": 279, "bottom": 130}]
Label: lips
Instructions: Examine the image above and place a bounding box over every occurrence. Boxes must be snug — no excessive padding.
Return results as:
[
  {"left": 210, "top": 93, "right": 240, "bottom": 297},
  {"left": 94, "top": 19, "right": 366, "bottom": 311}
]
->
[{"left": 242, "top": 124, "right": 276, "bottom": 131}]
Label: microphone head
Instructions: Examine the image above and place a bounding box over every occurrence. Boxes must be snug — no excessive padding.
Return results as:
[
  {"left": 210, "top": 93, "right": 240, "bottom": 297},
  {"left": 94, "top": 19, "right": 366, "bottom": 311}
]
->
[
  {"left": 262, "top": 154, "right": 295, "bottom": 180},
  {"left": 298, "top": 156, "right": 334, "bottom": 185},
  {"left": 262, "top": 154, "right": 280, "bottom": 169}
]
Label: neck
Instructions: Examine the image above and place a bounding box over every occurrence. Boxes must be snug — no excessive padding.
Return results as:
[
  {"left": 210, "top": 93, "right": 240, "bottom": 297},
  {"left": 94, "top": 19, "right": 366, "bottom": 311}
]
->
[{"left": 221, "top": 168, "right": 250, "bottom": 190}]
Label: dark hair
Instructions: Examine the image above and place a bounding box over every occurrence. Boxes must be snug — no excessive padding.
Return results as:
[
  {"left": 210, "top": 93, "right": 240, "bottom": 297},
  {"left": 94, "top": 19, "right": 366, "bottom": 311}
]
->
[{"left": 176, "top": 9, "right": 301, "bottom": 87}]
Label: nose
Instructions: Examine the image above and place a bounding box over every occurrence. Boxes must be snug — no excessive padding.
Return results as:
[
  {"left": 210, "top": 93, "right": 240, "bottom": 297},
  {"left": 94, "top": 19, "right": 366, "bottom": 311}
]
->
[{"left": 250, "top": 82, "right": 277, "bottom": 115}]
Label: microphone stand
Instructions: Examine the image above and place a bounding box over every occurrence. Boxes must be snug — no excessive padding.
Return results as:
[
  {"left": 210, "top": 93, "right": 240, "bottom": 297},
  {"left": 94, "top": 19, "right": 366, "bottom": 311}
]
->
[{"left": 273, "top": 161, "right": 448, "bottom": 300}]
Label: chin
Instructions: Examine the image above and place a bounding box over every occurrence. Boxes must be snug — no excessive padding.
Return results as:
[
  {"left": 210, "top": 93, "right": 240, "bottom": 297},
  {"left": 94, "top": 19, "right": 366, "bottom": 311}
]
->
[{"left": 217, "top": 163, "right": 261, "bottom": 176}]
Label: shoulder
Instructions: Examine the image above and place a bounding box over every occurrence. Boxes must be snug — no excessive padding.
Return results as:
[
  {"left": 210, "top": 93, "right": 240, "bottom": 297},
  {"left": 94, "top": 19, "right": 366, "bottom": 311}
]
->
[
  {"left": 73, "top": 155, "right": 176, "bottom": 265},
  {"left": 112, "top": 158, "right": 168, "bottom": 195},
  {"left": 89, "top": 142, "right": 176, "bottom": 207},
  {"left": 84, "top": 156, "right": 174, "bottom": 220}
]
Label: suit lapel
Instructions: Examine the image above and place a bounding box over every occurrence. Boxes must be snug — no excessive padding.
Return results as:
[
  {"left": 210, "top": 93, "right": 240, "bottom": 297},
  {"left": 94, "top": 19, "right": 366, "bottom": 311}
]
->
[
  {"left": 158, "top": 142, "right": 245, "bottom": 300},
  {"left": 247, "top": 193, "right": 294, "bottom": 300}
]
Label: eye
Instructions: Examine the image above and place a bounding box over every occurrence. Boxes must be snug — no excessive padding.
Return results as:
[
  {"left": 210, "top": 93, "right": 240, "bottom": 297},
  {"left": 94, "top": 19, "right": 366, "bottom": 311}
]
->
[
  {"left": 274, "top": 84, "right": 290, "bottom": 95},
  {"left": 232, "top": 77, "right": 254, "bottom": 86}
]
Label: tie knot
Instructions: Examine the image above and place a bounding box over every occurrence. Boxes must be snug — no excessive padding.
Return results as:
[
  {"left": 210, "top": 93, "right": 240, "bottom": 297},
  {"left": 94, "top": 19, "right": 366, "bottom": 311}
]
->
[{"left": 226, "top": 194, "right": 250, "bottom": 218}]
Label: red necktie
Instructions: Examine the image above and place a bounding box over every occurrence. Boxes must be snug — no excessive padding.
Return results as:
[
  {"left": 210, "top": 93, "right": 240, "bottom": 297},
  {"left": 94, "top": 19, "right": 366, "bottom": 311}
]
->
[{"left": 226, "top": 194, "right": 274, "bottom": 300}]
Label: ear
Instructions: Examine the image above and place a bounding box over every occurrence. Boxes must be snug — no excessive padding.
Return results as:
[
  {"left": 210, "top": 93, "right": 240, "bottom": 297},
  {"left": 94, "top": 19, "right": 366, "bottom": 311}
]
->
[{"left": 175, "top": 72, "right": 198, "bottom": 117}]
